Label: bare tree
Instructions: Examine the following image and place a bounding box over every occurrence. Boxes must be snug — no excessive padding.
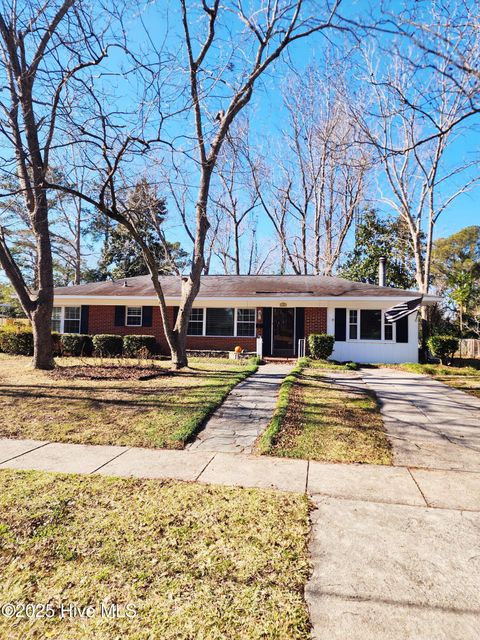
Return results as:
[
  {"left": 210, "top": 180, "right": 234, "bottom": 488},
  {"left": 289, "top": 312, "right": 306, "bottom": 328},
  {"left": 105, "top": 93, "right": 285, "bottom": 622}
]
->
[
  {"left": 352, "top": 52, "right": 480, "bottom": 296},
  {"left": 0, "top": 1, "right": 116, "bottom": 368},
  {"left": 250, "top": 65, "right": 370, "bottom": 275},
  {"left": 48, "top": 0, "right": 346, "bottom": 368}
]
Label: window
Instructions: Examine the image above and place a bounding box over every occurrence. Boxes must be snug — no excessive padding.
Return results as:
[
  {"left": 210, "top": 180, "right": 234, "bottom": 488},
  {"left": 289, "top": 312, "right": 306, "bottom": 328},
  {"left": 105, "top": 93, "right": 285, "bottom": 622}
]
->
[
  {"left": 236, "top": 309, "right": 255, "bottom": 336},
  {"left": 51, "top": 307, "right": 81, "bottom": 333},
  {"left": 206, "top": 308, "right": 234, "bottom": 336},
  {"left": 126, "top": 306, "right": 142, "bottom": 326},
  {"left": 63, "top": 307, "right": 81, "bottom": 333},
  {"left": 348, "top": 309, "right": 358, "bottom": 340},
  {"left": 51, "top": 307, "right": 62, "bottom": 332},
  {"left": 188, "top": 308, "right": 204, "bottom": 335},
  {"left": 384, "top": 318, "right": 393, "bottom": 341},
  {"left": 360, "top": 309, "right": 382, "bottom": 340}
]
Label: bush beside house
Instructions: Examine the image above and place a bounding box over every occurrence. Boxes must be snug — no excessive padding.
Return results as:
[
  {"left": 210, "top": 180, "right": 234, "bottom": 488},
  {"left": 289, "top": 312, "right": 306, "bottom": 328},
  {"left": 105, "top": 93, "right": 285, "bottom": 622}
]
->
[
  {"left": 123, "top": 335, "right": 157, "bottom": 357},
  {"left": 60, "top": 334, "right": 94, "bottom": 357},
  {"left": 307, "top": 333, "right": 335, "bottom": 360},
  {"left": 427, "top": 335, "right": 459, "bottom": 365}
]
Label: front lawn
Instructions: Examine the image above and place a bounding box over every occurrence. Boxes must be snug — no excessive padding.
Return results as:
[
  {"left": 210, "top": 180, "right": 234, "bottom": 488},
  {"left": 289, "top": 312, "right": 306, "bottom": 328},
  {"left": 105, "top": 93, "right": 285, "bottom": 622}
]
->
[
  {"left": 388, "top": 360, "right": 480, "bottom": 399},
  {"left": 0, "top": 355, "right": 257, "bottom": 448},
  {"left": 0, "top": 469, "right": 310, "bottom": 640},
  {"left": 259, "top": 360, "right": 392, "bottom": 465}
]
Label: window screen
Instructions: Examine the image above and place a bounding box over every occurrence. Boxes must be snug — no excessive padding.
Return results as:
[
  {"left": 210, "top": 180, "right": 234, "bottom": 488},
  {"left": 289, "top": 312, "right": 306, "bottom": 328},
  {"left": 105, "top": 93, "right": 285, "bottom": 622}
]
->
[
  {"left": 360, "top": 309, "right": 382, "bottom": 340},
  {"left": 206, "top": 308, "right": 234, "bottom": 336}
]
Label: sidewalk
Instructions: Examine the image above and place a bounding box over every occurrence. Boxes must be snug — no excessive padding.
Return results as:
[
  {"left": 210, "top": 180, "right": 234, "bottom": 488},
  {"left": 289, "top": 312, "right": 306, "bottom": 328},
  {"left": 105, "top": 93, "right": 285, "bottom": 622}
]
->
[
  {"left": 1, "top": 437, "right": 479, "bottom": 511},
  {"left": 1, "top": 437, "right": 479, "bottom": 639}
]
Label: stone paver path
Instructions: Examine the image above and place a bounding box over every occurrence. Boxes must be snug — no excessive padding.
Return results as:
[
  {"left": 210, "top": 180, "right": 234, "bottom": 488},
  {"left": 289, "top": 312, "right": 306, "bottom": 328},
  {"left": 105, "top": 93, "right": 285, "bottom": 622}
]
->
[
  {"left": 361, "top": 367, "right": 480, "bottom": 472},
  {"left": 186, "top": 363, "right": 292, "bottom": 453}
]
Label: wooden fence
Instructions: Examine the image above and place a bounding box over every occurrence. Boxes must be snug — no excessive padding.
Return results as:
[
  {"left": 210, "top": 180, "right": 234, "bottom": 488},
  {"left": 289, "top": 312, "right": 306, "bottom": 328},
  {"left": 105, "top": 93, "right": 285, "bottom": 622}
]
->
[{"left": 457, "top": 339, "right": 480, "bottom": 359}]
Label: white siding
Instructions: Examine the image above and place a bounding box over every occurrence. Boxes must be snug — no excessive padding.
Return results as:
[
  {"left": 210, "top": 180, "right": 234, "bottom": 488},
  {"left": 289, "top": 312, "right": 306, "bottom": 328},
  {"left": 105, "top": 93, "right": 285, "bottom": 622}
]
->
[{"left": 326, "top": 306, "right": 419, "bottom": 364}]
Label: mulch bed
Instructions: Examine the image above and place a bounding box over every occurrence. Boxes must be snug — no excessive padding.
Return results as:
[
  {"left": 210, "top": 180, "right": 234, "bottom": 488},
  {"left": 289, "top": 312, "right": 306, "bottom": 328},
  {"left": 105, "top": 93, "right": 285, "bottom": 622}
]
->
[{"left": 49, "top": 365, "right": 173, "bottom": 381}]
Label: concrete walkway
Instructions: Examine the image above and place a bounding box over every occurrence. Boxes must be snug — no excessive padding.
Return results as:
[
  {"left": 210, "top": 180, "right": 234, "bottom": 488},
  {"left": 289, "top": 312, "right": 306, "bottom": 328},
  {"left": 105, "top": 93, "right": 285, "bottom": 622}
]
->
[
  {"left": 361, "top": 367, "right": 480, "bottom": 472},
  {"left": 187, "top": 363, "right": 291, "bottom": 453},
  {"left": 1, "top": 437, "right": 479, "bottom": 639}
]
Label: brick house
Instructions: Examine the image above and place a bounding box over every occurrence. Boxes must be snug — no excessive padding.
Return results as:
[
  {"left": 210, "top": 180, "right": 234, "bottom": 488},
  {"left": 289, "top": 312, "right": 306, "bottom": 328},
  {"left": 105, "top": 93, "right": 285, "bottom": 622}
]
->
[{"left": 52, "top": 274, "right": 438, "bottom": 363}]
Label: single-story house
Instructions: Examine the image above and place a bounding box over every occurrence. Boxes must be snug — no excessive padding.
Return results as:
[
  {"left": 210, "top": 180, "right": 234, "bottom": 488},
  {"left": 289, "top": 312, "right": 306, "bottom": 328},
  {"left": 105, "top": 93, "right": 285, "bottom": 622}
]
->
[{"left": 52, "top": 272, "right": 439, "bottom": 363}]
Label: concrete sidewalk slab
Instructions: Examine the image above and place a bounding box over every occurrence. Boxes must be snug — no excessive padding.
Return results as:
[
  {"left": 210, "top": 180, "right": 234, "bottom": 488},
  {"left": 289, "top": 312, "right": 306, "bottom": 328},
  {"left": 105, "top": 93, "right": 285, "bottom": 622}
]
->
[
  {"left": 0, "top": 438, "right": 48, "bottom": 463},
  {"left": 96, "top": 448, "right": 214, "bottom": 481},
  {"left": 308, "top": 594, "right": 479, "bottom": 640},
  {"left": 306, "top": 497, "right": 480, "bottom": 639},
  {"left": 0, "top": 442, "right": 127, "bottom": 474},
  {"left": 198, "top": 452, "right": 308, "bottom": 493},
  {"left": 410, "top": 468, "right": 480, "bottom": 511},
  {"left": 308, "top": 461, "right": 425, "bottom": 506}
]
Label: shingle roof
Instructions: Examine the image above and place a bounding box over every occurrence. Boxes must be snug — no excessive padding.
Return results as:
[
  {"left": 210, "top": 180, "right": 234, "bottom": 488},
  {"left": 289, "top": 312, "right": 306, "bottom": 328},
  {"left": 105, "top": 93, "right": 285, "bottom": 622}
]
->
[{"left": 53, "top": 275, "right": 422, "bottom": 298}]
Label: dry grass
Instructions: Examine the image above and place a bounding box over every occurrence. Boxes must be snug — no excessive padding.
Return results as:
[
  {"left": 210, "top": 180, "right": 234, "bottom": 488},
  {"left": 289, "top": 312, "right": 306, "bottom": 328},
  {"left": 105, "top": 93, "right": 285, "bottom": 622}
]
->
[
  {"left": 0, "top": 354, "right": 257, "bottom": 448},
  {"left": 0, "top": 469, "right": 311, "bottom": 640},
  {"left": 269, "top": 363, "right": 392, "bottom": 465}
]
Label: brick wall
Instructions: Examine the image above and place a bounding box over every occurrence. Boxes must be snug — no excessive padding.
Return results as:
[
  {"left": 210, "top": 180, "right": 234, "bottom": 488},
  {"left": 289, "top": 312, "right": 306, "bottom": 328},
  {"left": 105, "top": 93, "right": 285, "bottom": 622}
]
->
[
  {"left": 304, "top": 307, "right": 327, "bottom": 337},
  {"left": 87, "top": 305, "right": 256, "bottom": 354}
]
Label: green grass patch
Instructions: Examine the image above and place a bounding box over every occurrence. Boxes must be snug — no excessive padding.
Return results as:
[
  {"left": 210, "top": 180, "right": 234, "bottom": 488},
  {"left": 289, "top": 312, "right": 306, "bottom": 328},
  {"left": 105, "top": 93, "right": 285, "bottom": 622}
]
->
[
  {"left": 259, "top": 361, "right": 392, "bottom": 464},
  {"left": 0, "top": 355, "right": 258, "bottom": 449},
  {"left": 257, "top": 357, "right": 310, "bottom": 455},
  {"left": 0, "top": 469, "right": 311, "bottom": 639}
]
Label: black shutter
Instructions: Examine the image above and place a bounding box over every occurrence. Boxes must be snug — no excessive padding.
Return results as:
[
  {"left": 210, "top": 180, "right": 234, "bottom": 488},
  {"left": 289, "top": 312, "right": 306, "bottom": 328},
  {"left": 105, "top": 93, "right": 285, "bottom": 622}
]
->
[
  {"left": 262, "top": 307, "right": 272, "bottom": 357},
  {"left": 80, "top": 305, "right": 89, "bottom": 334},
  {"left": 396, "top": 316, "right": 409, "bottom": 343},
  {"left": 114, "top": 305, "right": 126, "bottom": 327},
  {"left": 142, "top": 306, "right": 153, "bottom": 327},
  {"left": 294, "top": 308, "right": 305, "bottom": 356},
  {"left": 334, "top": 308, "right": 347, "bottom": 341}
]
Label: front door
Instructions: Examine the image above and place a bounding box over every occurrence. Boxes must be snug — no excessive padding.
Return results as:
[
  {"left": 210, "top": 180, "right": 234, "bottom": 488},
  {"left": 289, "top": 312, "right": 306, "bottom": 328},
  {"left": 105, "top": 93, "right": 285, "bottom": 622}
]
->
[{"left": 272, "top": 308, "right": 295, "bottom": 356}]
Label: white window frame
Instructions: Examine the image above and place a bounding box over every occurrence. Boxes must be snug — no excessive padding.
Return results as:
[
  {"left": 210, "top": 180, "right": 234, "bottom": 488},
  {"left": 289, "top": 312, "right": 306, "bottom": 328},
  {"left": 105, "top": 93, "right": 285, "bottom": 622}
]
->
[
  {"left": 51, "top": 306, "right": 81, "bottom": 334},
  {"left": 187, "top": 308, "right": 205, "bottom": 336},
  {"left": 186, "top": 307, "right": 256, "bottom": 337},
  {"left": 126, "top": 306, "right": 143, "bottom": 327},
  {"left": 236, "top": 308, "right": 256, "bottom": 337},
  {"left": 346, "top": 309, "right": 396, "bottom": 343}
]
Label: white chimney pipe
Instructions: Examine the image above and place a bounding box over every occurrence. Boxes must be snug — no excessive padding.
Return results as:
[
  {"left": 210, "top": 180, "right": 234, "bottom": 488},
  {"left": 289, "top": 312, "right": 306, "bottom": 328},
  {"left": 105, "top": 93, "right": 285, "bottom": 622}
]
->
[{"left": 379, "top": 257, "right": 386, "bottom": 287}]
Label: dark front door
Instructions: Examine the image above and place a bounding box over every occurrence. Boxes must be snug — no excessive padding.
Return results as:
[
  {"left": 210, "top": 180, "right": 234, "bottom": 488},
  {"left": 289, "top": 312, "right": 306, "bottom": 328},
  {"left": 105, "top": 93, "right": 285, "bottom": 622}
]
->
[{"left": 272, "top": 308, "right": 295, "bottom": 356}]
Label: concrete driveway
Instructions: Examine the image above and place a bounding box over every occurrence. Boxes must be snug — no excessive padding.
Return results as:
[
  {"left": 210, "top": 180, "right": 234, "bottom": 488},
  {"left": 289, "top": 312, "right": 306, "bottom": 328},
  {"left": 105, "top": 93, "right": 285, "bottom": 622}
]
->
[{"left": 361, "top": 367, "right": 480, "bottom": 471}]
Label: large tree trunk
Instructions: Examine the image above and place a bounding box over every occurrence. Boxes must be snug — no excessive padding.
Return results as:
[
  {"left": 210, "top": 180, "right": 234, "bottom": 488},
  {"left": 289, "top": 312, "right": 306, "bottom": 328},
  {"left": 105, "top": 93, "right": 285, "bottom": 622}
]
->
[{"left": 31, "top": 305, "right": 54, "bottom": 369}]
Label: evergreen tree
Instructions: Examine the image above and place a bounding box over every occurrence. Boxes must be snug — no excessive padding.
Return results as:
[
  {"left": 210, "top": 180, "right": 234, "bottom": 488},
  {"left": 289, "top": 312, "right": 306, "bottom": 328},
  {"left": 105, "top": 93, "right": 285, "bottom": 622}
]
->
[
  {"left": 339, "top": 210, "right": 417, "bottom": 289},
  {"left": 99, "top": 180, "right": 188, "bottom": 279}
]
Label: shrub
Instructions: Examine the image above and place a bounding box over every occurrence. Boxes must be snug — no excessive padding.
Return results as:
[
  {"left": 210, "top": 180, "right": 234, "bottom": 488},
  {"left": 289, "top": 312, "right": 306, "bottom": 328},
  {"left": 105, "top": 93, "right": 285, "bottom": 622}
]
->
[
  {"left": 0, "top": 327, "right": 34, "bottom": 356},
  {"left": 427, "top": 335, "right": 459, "bottom": 365},
  {"left": 307, "top": 333, "right": 335, "bottom": 360},
  {"left": 92, "top": 334, "right": 123, "bottom": 357},
  {"left": 60, "top": 334, "right": 93, "bottom": 357},
  {"left": 123, "top": 335, "right": 157, "bottom": 358}
]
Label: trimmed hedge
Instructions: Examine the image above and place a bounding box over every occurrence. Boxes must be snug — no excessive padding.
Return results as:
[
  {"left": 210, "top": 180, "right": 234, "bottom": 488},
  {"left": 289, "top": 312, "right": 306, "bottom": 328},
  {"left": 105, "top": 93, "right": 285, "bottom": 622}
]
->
[
  {"left": 427, "top": 335, "right": 459, "bottom": 365},
  {"left": 92, "top": 334, "right": 123, "bottom": 357},
  {"left": 60, "top": 334, "right": 93, "bottom": 357},
  {"left": 123, "top": 335, "right": 157, "bottom": 358},
  {"left": 307, "top": 333, "right": 335, "bottom": 360},
  {"left": 0, "top": 328, "right": 34, "bottom": 356}
]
